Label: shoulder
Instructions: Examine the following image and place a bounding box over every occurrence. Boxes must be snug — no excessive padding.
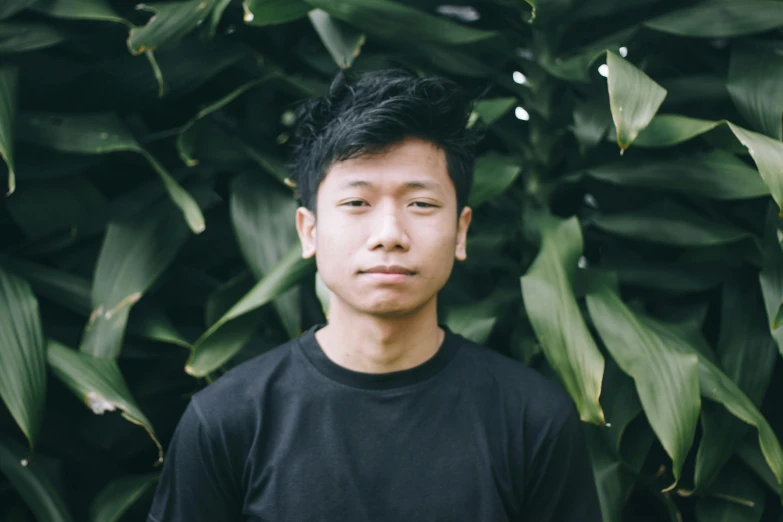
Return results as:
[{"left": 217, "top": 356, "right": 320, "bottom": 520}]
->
[
  {"left": 455, "top": 335, "right": 577, "bottom": 430},
  {"left": 190, "top": 336, "right": 301, "bottom": 424}
]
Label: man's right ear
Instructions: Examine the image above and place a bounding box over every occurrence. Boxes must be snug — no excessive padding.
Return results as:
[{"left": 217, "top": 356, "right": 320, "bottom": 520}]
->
[{"left": 295, "top": 207, "right": 316, "bottom": 259}]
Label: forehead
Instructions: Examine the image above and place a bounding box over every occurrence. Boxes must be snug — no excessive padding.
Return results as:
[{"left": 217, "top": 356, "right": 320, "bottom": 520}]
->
[{"left": 321, "top": 137, "right": 451, "bottom": 191}]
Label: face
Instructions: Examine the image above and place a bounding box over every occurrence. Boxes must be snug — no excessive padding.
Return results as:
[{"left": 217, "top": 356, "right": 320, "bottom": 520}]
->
[{"left": 296, "top": 137, "right": 472, "bottom": 319}]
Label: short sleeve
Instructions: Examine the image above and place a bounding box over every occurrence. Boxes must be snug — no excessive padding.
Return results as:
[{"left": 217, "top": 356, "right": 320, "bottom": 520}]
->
[
  {"left": 147, "top": 398, "right": 242, "bottom": 522},
  {"left": 520, "top": 408, "right": 602, "bottom": 522}
]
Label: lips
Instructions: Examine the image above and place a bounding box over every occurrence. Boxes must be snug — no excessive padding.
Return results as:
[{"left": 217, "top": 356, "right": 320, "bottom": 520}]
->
[{"left": 360, "top": 265, "right": 416, "bottom": 275}]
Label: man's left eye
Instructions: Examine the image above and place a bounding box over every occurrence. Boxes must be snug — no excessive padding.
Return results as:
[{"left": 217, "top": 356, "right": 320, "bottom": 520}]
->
[{"left": 412, "top": 202, "right": 436, "bottom": 208}]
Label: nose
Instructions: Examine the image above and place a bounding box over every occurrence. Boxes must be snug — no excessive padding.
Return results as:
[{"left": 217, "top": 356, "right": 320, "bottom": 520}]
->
[{"left": 367, "top": 214, "right": 410, "bottom": 252}]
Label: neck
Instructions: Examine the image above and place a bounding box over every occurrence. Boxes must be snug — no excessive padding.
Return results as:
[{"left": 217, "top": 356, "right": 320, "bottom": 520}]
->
[{"left": 315, "top": 297, "right": 444, "bottom": 374}]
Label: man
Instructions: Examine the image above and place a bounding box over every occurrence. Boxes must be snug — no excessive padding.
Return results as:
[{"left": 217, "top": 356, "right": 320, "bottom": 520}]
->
[{"left": 147, "top": 69, "right": 602, "bottom": 521}]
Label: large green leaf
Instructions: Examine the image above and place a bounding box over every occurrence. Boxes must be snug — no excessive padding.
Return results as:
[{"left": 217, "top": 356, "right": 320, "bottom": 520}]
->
[
  {"left": 17, "top": 112, "right": 204, "bottom": 233},
  {"left": 0, "top": 21, "right": 68, "bottom": 53},
  {"left": 633, "top": 115, "right": 720, "bottom": 148},
  {"left": 693, "top": 273, "right": 777, "bottom": 491},
  {"left": 303, "top": 0, "right": 497, "bottom": 45},
  {"left": 695, "top": 465, "right": 765, "bottom": 522},
  {"left": 0, "top": 266, "right": 47, "bottom": 449},
  {"left": 186, "top": 246, "right": 315, "bottom": 376},
  {"left": 641, "top": 315, "right": 783, "bottom": 495},
  {"left": 80, "top": 199, "right": 192, "bottom": 359},
  {"left": 524, "top": 0, "right": 571, "bottom": 24},
  {"left": 308, "top": 9, "right": 365, "bottom": 68},
  {"left": 177, "top": 74, "right": 278, "bottom": 166},
  {"left": 606, "top": 51, "right": 667, "bottom": 151},
  {"left": 728, "top": 43, "right": 783, "bottom": 141},
  {"left": 30, "top": 0, "right": 127, "bottom": 23},
  {"left": 127, "top": 0, "right": 216, "bottom": 55},
  {"left": 520, "top": 216, "right": 605, "bottom": 425},
  {"left": 0, "top": 66, "right": 16, "bottom": 196},
  {"left": 0, "top": 438, "right": 74, "bottom": 522},
  {"left": 586, "top": 282, "right": 700, "bottom": 489},
  {"left": 473, "top": 97, "right": 516, "bottom": 126},
  {"left": 47, "top": 340, "right": 163, "bottom": 463},
  {"left": 591, "top": 200, "right": 751, "bottom": 247},
  {"left": 88, "top": 473, "right": 158, "bottom": 522},
  {"left": 6, "top": 176, "right": 106, "bottom": 237},
  {"left": 468, "top": 152, "right": 522, "bottom": 208},
  {"left": 583, "top": 150, "right": 769, "bottom": 200},
  {"left": 242, "top": 0, "right": 311, "bottom": 26},
  {"left": 645, "top": 0, "right": 783, "bottom": 38},
  {"left": 631, "top": 115, "right": 783, "bottom": 211},
  {"left": 759, "top": 205, "right": 783, "bottom": 357},
  {"left": 230, "top": 173, "right": 301, "bottom": 338},
  {"left": 0, "top": 0, "right": 37, "bottom": 20}
]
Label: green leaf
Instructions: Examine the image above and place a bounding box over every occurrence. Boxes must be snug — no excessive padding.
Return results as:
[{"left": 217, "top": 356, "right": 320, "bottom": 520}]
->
[
  {"left": 473, "top": 97, "right": 516, "bottom": 126},
  {"left": 572, "top": 98, "right": 613, "bottom": 151},
  {"left": 728, "top": 43, "right": 783, "bottom": 140},
  {"left": 643, "top": 315, "right": 783, "bottom": 496},
  {"left": 47, "top": 340, "right": 163, "bottom": 463},
  {"left": 0, "top": 266, "right": 47, "bottom": 449},
  {"left": 0, "top": 66, "right": 17, "bottom": 196},
  {"left": 185, "top": 246, "right": 315, "bottom": 377},
  {"left": 17, "top": 112, "right": 205, "bottom": 233},
  {"left": 468, "top": 152, "right": 521, "bottom": 207},
  {"left": 6, "top": 177, "right": 106, "bottom": 237},
  {"left": 30, "top": 0, "right": 128, "bottom": 24},
  {"left": 242, "top": 0, "right": 311, "bottom": 26},
  {"left": 80, "top": 199, "right": 192, "bottom": 359},
  {"left": 644, "top": 0, "right": 783, "bottom": 38},
  {"left": 727, "top": 122, "right": 783, "bottom": 213},
  {"left": 443, "top": 291, "right": 514, "bottom": 344},
  {"left": 177, "top": 74, "right": 278, "bottom": 166},
  {"left": 88, "top": 473, "right": 158, "bottom": 522},
  {"left": 695, "top": 464, "right": 766, "bottom": 522},
  {"left": 584, "top": 150, "right": 769, "bottom": 200},
  {"left": 693, "top": 273, "right": 777, "bottom": 491},
  {"left": 633, "top": 114, "right": 720, "bottom": 148},
  {"left": 303, "top": 0, "right": 497, "bottom": 45},
  {"left": 230, "top": 173, "right": 301, "bottom": 338},
  {"left": 308, "top": 9, "right": 365, "bottom": 68},
  {"left": 524, "top": 0, "right": 572, "bottom": 24},
  {"left": 0, "top": 0, "right": 38, "bottom": 20},
  {"left": 0, "top": 258, "right": 92, "bottom": 315},
  {"left": 520, "top": 216, "right": 605, "bottom": 425},
  {"left": 0, "top": 438, "right": 74, "bottom": 522},
  {"left": 630, "top": 116, "right": 783, "bottom": 212},
  {"left": 0, "top": 21, "right": 68, "bottom": 53},
  {"left": 209, "top": 0, "right": 232, "bottom": 36},
  {"left": 127, "top": 0, "right": 216, "bottom": 55},
  {"left": 586, "top": 282, "right": 700, "bottom": 489},
  {"left": 606, "top": 51, "right": 667, "bottom": 151},
  {"left": 591, "top": 200, "right": 751, "bottom": 247},
  {"left": 759, "top": 205, "right": 783, "bottom": 357}
]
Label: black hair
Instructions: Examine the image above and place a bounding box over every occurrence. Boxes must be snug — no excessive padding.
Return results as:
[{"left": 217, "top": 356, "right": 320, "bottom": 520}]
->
[{"left": 288, "top": 69, "right": 484, "bottom": 216}]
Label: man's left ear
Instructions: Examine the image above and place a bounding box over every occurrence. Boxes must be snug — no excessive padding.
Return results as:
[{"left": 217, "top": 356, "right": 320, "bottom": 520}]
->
[{"left": 455, "top": 206, "right": 472, "bottom": 261}]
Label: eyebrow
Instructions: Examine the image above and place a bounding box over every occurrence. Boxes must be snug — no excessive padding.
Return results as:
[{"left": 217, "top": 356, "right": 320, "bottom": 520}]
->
[{"left": 339, "top": 180, "right": 443, "bottom": 192}]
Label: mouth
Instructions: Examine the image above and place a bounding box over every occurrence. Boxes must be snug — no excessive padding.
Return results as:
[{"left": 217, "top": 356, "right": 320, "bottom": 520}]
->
[{"left": 358, "top": 266, "right": 417, "bottom": 282}]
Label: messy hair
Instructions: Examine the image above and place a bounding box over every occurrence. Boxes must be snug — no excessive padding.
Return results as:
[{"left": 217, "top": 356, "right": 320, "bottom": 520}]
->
[{"left": 288, "top": 68, "right": 484, "bottom": 215}]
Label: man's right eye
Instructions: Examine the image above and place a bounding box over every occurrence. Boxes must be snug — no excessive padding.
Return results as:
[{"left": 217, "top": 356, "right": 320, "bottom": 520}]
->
[{"left": 343, "top": 200, "right": 367, "bottom": 207}]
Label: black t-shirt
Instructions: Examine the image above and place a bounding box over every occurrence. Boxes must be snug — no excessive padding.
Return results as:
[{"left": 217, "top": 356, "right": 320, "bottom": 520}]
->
[{"left": 147, "top": 323, "right": 602, "bottom": 522}]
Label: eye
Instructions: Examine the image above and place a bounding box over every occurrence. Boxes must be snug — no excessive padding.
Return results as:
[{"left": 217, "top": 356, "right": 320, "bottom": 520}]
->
[
  {"left": 412, "top": 201, "right": 437, "bottom": 208},
  {"left": 342, "top": 200, "right": 367, "bottom": 207}
]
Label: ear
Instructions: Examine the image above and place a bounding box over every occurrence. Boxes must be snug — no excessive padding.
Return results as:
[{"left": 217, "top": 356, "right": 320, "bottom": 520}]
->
[
  {"left": 455, "top": 206, "right": 472, "bottom": 261},
  {"left": 296, "top": 207, "right": 317, "bottom": 259}
]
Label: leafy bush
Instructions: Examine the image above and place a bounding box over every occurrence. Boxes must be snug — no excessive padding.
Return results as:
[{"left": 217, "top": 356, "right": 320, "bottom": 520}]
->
[{"left": 1, "top": 0, "right": 783, "bottom": 520}]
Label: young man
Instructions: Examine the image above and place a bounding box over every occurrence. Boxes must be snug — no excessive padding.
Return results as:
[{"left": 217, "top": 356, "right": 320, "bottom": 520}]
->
[{"left": 147, "top": 69, "right": 602, "bottom": 521}]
